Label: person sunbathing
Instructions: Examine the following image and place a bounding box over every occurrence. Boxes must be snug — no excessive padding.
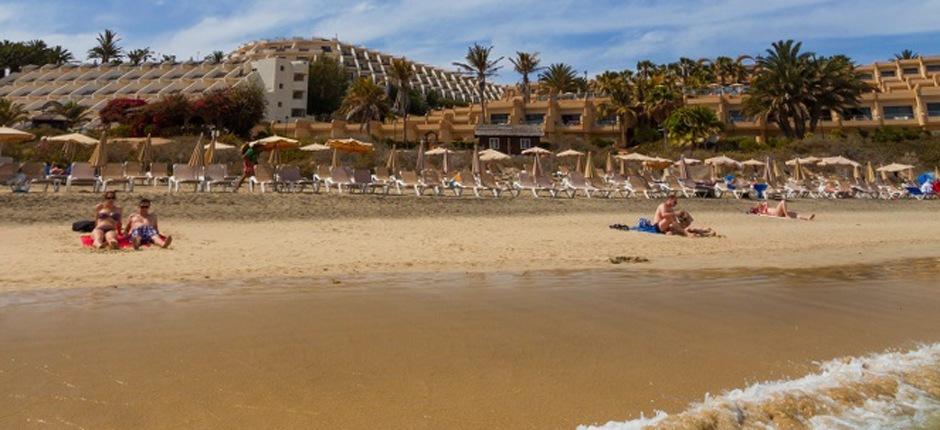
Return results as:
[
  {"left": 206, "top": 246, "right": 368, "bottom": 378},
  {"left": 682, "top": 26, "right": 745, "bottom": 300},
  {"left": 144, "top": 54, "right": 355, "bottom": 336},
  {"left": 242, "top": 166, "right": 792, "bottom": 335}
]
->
[
  {"left": 750, "top": 200, "right": 815, "bottom": 220},
  {"left": 653, "top": 194, "right": 680, "bottom": 234},
  {"left": 124, "top": 198, "right": 172, "bottom": 249},
  {"left": 674, "top": 211, "right": 718, "bottom": 237},
  {"left": 92, "top": 191, "right": 122, "bottom": 249}
]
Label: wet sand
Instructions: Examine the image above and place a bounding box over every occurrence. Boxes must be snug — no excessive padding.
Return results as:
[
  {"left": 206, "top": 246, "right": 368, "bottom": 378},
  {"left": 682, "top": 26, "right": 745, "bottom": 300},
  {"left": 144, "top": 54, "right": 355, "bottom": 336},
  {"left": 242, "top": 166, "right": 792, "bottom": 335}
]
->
[{"left": 2, "top": 261, "right": 940, "bottom": 429}]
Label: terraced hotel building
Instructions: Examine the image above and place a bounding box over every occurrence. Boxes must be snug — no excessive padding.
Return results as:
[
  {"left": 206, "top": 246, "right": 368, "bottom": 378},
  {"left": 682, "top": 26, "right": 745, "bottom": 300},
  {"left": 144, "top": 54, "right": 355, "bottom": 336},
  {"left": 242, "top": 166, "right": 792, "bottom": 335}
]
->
[{"left": 281, "top": 55, "right": 940, "bottom": 148}]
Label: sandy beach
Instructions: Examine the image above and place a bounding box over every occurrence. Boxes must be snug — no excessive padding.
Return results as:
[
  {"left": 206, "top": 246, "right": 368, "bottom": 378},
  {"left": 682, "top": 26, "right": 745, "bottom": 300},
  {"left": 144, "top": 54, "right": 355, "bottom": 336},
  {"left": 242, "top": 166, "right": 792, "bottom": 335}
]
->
[
  {"left": 1, "top": 193, "right": 939, "bottom": 292},
  {"left": 2, "top": 193, "right": 940, "bottom": 429}
]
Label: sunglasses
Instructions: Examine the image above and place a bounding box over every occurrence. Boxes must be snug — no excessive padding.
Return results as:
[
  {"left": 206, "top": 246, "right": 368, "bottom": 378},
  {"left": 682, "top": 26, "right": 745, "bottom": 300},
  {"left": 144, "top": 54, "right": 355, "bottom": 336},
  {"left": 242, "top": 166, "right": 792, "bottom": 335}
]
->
[{"left": 139, "top": 205, "right": 150, "bottom": 209}]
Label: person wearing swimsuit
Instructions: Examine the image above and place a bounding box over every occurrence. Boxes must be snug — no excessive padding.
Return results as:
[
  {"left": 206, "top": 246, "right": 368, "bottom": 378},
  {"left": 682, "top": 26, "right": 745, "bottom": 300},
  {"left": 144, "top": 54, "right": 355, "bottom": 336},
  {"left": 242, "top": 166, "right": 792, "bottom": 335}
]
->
[
  {"left": 750, "top": 200, "right": 815, "bottom": 220},
  {"left": 124, "top": 198, "right": 172, "bottom": 249},
  {"left": 232, "top": 143, "right": 262, "bottom": 192},
  {"left": 92, "top": 191, "right": 123, "bottom": 249}
]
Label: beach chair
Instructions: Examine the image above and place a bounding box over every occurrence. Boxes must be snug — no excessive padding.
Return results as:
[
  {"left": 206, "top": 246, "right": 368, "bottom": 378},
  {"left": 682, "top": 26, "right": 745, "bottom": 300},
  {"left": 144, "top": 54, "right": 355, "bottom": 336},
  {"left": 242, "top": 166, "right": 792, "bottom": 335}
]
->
[
  {"left": 277, "top": 165, "right": 315, "bottom": 193},
  {"left": 98, "top": 163, "right": 133, "bottom": 192},
  {"left": 326, "top": 167, "right": 355, "bottom": 194},
  {"left": 203, "top": 163, "right": 231, "bottom": 192},
  {"left": 784, "top": 180, "right": 811, "bottom": 199},
  {"left": 169, "top": 164, "right": 203, "bottom": 192},
  {"left": 562, "top": 172, "right": 597, "bottom": 198},
  {"left": 371, "top": 166, "right": 394, "bottom": 194},
  {"left": 123, "top": 162, "right": 150, "bottom": 186},
  {"left": 604, "top": 174, "right": 632, "bottom": 198},
  {"left": 396, "top": 171, "right": 426, "bottom": 196},
  {"left": 479, "top": 172, "right": 514, "bottom": 198},
  {"left": 352, "top": 168, "right": 377, "bottom": 194},
  {"left": 450, "top": 170, "right": 484, "bottom": 197},
  {"left": 148, "top": 163, "right": 170, "bottom": 187},
  {"left": 662, "top": 176, "right": 696, "bottom": 198},
  {"left": 66, "top": 162, "right": 98, "bottom": 192},
  {"left": 19, "top": 162, "right": 56, "bottom": 192},
  {"left": 514, "top": 172, "right": 558, "bottom": 198},
  {"left": 851, "top": 181, "right": 878, "bottom": 199},
  {"left": 314, "top": 166, "right": 332, "bottom": 192},
  {"left": 626, "top": 175, "right": 660, "bottom": 199},
  {"left": 0, "top": 162, "right": 20, "bottom": 191},
  {"left": 248, "top": 163, "right": 279, "bottom": 193},
  {"left": 589, "top": 176, "right": 617, "bottom": 198},
  {"left": 422, "top": 170, "right": 445, "bottom": 196}
]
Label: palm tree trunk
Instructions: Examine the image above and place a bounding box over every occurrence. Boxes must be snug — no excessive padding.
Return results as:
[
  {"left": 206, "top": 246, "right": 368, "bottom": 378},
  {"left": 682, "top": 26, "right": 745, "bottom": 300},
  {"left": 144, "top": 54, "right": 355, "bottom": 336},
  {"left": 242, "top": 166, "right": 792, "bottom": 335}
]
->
[
  {"left": 480, "top": 77, "right": 487, "bottom": 124},
  {"left": 403, "top": 113, "right": 408, "bottom": 144}
]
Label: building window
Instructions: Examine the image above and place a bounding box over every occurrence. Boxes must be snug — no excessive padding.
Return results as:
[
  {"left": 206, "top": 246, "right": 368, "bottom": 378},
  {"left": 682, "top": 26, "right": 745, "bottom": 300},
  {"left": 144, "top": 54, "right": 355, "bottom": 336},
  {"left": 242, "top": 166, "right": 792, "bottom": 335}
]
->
[
  {"left": 561, "top": 114, "right": 581, "bottom": 126},
  {"left": 843, "top": 107, "right": 872, "bottom": 121},
  {"left": 596, "top": 115, "right": 617, "bottom": 126},
  {"left": 278, "top": 83, "right": 284, "bottom": 89},
  {"left": 883, "top": 105, "right": 914, "bottom": 120},
  {"left": 519, "top": 138, "right": 532, "bottom": 150},
  {"left": 279, "top": 65, "right": 285, "bottom": 71},
  {"left": 880, "top": 70, "right": 896, "bottom": 78},
  {"left": 292, "top": 90, "right": 304, "bottom": 99},
  {"left": 927, "top": 65, "right": 940, "bottom": 73},
  {"left": 291, "top": 109, "right": 306, "bottom": 117},
  {"left": 293, "top": 73, "right": 305, "bottom": 82},
  {"left": 858, "top": 73, "right": 873, "bottom": 80},
  {"left": 728, "top": 110, "right": 747, "bottom": 123},
  {"left": 523, "top": 114, "right": 544, "bottom": 125},
  {"left": 277, "top": 102, "right": 282, "bottom": 108},
  {"left": 926, "top": 103, "right": 940, "bottom": 117},
  {"left": 488, "top": 137, "right": 500, "bottom": 150},
  {"left": 489, "top": 113, "right": 509, "bottom": 124},
  {"left": 903, "top": 67, "right": 919, "bottom": 75},
  {"left": 321, "top": 47, "right": 332, "bottom": 53}
]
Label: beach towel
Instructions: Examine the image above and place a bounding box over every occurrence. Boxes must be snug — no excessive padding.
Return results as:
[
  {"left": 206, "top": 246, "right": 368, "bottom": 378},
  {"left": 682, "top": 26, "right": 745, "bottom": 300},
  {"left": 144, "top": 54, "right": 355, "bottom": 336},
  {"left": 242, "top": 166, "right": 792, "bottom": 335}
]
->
[
  {"left": 609, "top": 218, "right": 660, "bottom": 234},
  {"left": 79, "top": 234, "right": 165, "bottom": 249}
]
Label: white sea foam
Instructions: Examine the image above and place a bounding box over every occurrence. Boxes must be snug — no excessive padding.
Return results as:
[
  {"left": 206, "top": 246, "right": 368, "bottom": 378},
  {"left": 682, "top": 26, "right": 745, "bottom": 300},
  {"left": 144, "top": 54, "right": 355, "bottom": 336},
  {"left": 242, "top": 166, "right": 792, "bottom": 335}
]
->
[{"left": 579, "top": 343, "right": 940, "bottom": 430}]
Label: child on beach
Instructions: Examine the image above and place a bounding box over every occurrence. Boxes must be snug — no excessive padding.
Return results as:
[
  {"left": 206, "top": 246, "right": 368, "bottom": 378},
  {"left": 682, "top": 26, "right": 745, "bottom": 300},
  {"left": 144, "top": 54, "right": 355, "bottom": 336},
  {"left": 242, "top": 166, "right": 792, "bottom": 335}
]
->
[{"left": 124, "top": 198, "right": 172, "bottom": 249}]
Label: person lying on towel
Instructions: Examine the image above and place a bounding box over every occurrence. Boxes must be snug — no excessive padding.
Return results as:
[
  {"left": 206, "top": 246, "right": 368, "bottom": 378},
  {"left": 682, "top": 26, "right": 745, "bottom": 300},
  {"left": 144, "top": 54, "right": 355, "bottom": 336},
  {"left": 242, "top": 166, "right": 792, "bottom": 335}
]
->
[
  {"left": 124, "top": 198, "right": 173, "bottom": 249},
  {"left": 748, "top": 200, "right": 815, "bottom": 221}
]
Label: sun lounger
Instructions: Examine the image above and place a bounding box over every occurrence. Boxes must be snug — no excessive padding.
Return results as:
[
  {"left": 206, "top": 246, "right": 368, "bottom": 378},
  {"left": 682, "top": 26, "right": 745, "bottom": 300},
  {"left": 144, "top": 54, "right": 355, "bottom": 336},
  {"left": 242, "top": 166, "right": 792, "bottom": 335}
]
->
[
  {"left": 314, "top": 166, "right": 332, "bottom": 192},
  {"left": 422, "top": 170, "right": 445, "bottom": 196},
  {"left": 0, "top": 162, "right": 19, "bottom": 190},
  {"left": 626, "top": 175, "right": 661, "bottom": 199},
  {"left": 562, "top": 172, "right": 597, "bottom": 198},
  {"left": 449, "top": 170, "right": 485, "bottom": 197},
  {"left": 371, "top": 166, "right": 394, "bottom": 194},
  {"left": 148, "top": 163, "right": 170, "bottom": 187},
  {"left": 479, "top": 172, "right": 514, "bottom": 197},
  {"left": 589, "top": 176, "right": 617, "bottom": 198},
  {"left": 662, "top": 176, "right": 696, "bottom": 198},
  {"left": 98, "top": 163, "right": 133, "bottom": 192},
  {"left": 66, "top": 162, "right": 98, "bottom": 192},
  {"left": 169, "top": 164, "right": 203, "bottom": 192},
  {"left": 396, "top": 170, "right": 426, "bottom": 196},
  {"left": 248, "top": 163, "right": 279, "bottom": 193},
  {"left": 514, "top": 172, "right": 558, "bottom": 198},
  {"left": 276, "top": 165, "right": 314, "bottom": 193},
  {"left": 123, "top": 162, "right": 150, "bottom": 186},
  {"left": 326, "top": 167, "right": 355, "bottom": 194},
  {"left": 351, "top": 168, "right": 377, "bottom": 194},
  {"left": 19, "top": 162, "right": 56, "bottom": 192},
  {"left": 203, "top": 163, "right": 231, "bottom": 192}
]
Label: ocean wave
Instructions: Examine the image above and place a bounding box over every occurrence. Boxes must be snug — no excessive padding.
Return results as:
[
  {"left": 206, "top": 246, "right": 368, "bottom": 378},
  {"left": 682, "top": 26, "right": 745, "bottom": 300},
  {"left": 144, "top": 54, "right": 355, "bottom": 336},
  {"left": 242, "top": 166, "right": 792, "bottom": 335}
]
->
[{"left": 579, "top": 343, "right": 940, "bottom": 430}]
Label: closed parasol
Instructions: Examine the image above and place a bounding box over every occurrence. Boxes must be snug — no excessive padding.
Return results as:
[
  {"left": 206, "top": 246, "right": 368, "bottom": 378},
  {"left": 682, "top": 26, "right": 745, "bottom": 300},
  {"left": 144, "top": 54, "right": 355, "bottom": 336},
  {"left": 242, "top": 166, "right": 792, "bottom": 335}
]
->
[
  {"left": 188, "top": 134, "right": 205, "bottom": 168},
  {"left": 583, "top": 152, "right": 596, "bottom": 179},
  {"left": 88, "top": 133, "right": 109, "bottom": 168}
]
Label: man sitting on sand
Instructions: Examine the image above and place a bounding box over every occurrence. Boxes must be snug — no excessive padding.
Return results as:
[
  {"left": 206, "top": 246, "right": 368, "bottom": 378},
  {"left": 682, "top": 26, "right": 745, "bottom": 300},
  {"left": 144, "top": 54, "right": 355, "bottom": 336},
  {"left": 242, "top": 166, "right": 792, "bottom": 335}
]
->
[
  {"left": 124, "top": 198, "right": 172, "bottom": 249},
  {"left": 750, "top": 200, "right": 815, "bottom": 221},
  {"left": 652, "top": 195, "right": 717, "bottom": 237}
]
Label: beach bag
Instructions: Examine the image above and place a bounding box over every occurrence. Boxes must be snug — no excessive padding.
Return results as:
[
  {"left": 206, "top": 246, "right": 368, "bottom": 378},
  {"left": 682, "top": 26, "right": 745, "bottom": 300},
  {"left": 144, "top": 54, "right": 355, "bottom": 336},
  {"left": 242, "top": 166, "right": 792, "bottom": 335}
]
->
[{"left": 72, "top": 220, "right": 95, "bottom": 232}]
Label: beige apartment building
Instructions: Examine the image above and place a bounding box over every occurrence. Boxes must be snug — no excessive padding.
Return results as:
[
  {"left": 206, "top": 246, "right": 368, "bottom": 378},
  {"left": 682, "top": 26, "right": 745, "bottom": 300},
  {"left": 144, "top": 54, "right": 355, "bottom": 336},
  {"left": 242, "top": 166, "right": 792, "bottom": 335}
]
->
[
  {"left": 0, "top": 57, "right": 309, "bottom": 126},
  {"left": 280, "top": 55, "right": 940, "bottom": 145},
  {"left": 230, "top": 37, "right": 503, "bottom": 102}
]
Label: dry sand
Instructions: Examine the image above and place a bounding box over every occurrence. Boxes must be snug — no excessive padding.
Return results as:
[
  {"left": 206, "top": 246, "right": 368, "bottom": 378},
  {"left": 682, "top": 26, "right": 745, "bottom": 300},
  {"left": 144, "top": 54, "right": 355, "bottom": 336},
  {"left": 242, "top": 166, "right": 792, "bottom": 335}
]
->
[{"left": 0, "top": 192, "right": 938, "bottom": 291}]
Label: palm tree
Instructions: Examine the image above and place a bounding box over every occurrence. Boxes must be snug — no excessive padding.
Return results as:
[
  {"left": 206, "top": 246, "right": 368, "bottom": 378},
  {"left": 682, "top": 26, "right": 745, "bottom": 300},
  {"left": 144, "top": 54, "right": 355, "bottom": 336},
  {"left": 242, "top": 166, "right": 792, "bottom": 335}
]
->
[
  {"left": 453, "top": 43, "right": 503, "bottom": 124},
  {"left": 894, "top": 49, "right": 919, "bottom": 60},
  {"left": 663, "top": 105, "right": 724, "bottom": 154},
  {"left": 0, "top": 97, "right": 28, "bottom": 126},
  {"left": 593, "top": 71, "right": 639, "bottom": 147},
  {"left": 338, "top": 77, "right": 391, "bottom": 140},
  {"left": 388, "top": 58, "right": 415, "bottom": 144},
  {"left": 206, "top": 51, "right": 226, "bottom": 64},
  {"left": 509, "top": 52, "right": 543, "bottom": 104},
  {"left": 127, "top": 48, "right": 153, "bottom": 66},
  {"left": 47, "top": 46, "right": 73, "bottom": 65},
  {"left": 538, "top": 63, "right": 582, "bottom": 96},
  {"left": 52, "top": 101, "right": 90, "bottom": 129},
  {"left": 161, "top": 54, "right": 177, "bottom": 63},
  {"left": 744, "top": 40, "right": 867, "bottom": 139},
  {"left": 87, "top": 29, "right": 123, "bottom": 64}
]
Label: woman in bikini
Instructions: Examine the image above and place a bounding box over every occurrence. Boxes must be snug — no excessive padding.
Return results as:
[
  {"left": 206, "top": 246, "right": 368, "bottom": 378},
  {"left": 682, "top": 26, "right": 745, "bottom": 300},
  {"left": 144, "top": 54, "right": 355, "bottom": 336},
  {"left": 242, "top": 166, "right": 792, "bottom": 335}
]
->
[
  {"left": 92, "top": 190, "right": 123, "bottom": 249},
  {"left": 750, "top": 200, "right": 815, "bottom": 221}
]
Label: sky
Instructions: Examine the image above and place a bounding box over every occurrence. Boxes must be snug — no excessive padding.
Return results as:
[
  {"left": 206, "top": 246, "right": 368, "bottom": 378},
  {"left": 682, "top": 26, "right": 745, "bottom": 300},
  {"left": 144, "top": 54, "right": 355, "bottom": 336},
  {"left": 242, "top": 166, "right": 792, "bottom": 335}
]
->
[{"left": 2, "top": 0, "right": 939, "bottom": 83}]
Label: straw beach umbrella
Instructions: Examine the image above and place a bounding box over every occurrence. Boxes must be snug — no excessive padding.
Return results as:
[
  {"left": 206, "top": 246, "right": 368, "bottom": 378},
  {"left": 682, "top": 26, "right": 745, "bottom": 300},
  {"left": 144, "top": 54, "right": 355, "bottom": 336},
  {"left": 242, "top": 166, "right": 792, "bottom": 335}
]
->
[
  {"left": 471, "top": 143, "right": 482, "bottom": 176},
  {"left": 479, "top": 148, "right": 510, "bottom": 162},
  {"left": 762, "top": 156, "right": 775, "bottom": 183},
  {"left": 203, "top": 136, "right": 235, "bottom": 165},
  {"left": 415, "top": 140, "right": 426, "bottom": 172},
  {"left": 0, "top": 126, "right": 35, "bottom": 156},
  {"left": 43, "top": 132, "right": 98, "bottom": 161},
  {"left": 136, "top": 134, "right": 154, "bottom": 167},
  {"left": 326, "top": 138, "right": 374, "bottom": 168},
  {"left": 583, "top": 152, "right": 596, "bottom": 179},
  {"left": 250, "top": 135, "right": 299, "bottom": 166},
  {"left": 605, "top": 152, "right": 615, "bottom": 175},
  {"left": 88, "top": 133, "right": 109, "bottom": 168},
  {"left": 865, "top": 162, "right": 876, "bottom": 184},
  {"left": 522, "top": 146, "right": 552, "bottom": 176},
  {"left": 677, "top": 156, "right": 691, "bottom": 181},
  {"left": 187, "top": 134, "right": 206, "bottom": 168},
  {"left": 792, "top": 160, "right": 804, "bottom": 182},
  {"left": 385, "top": 144, "right": 399, "bottom": 173},
  {"left": 556, "top": 148, "right": 584, "bottom": 173},
  {"left": 425, "top": 147, "right": 455, "bottom": 174}
]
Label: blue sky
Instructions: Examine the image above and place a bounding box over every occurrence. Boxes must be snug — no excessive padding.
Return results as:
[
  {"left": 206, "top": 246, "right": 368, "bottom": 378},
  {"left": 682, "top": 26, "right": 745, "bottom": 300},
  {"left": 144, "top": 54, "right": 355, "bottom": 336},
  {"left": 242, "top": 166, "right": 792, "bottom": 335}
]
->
[{"left": 2, "top": 0, "right": 939, "bottom": 83}]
